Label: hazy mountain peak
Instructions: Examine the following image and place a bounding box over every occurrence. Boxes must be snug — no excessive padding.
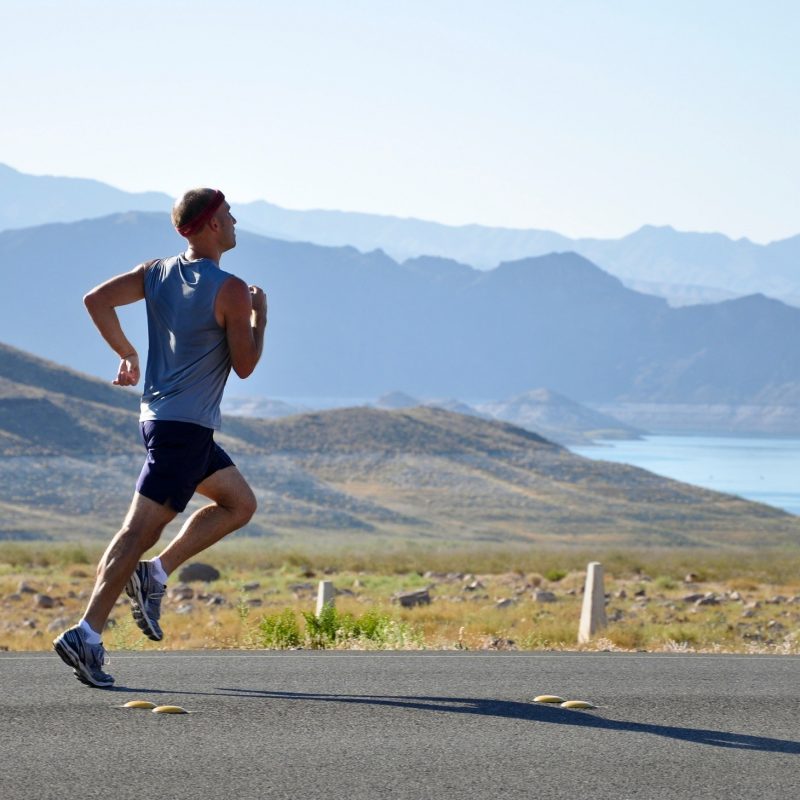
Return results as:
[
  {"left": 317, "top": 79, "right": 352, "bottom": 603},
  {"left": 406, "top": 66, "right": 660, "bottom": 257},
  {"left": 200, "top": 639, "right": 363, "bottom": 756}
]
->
[
  {"left": 506, "top": 387, "right": 570, "bottom": 404},
  {"left": 478, "top": 386, "right": 644, "bottom": 445},
  {"left": 627, "top": 223, "right": 739, "bottom": 245},
  {"left": 401, "top": 255, "right": 477, "bottom": 283},
  {"left": 493, "top": 251, "right": 635, "bottom": 294},
  {"left": 721, "top": 292, "right": 789, "bottom": 311},
  {"left": 375, "top": 391, "right": 421, "bottom": 409},
  {"left": 0, "top": 163, "right": 171, "bottom": 233}
]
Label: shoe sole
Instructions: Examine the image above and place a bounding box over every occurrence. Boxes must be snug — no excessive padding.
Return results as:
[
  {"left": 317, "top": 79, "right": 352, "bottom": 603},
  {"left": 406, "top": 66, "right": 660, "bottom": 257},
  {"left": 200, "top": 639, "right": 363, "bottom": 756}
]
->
[
  {"left": 73, "top": 669, "right": 94, "bottom": 687},
  {"left": 53, "top": 636, "right": 114, "bottom": 688},
  {"left": 125, "top": 570, "right": 163, "bottom": 642}
]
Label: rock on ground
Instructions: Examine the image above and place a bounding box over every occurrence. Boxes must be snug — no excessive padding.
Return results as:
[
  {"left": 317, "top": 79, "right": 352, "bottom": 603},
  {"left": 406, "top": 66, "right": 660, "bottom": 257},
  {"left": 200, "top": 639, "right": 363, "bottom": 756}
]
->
[{"left": 178, "top": 563, "right": 221, "bottom": 583}]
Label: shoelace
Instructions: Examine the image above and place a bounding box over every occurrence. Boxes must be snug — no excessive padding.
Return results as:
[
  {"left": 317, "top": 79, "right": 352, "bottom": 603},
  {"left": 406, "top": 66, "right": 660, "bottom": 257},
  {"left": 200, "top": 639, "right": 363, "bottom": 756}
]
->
[
  {"left": 88, "top": 644, "right": 110, "bottom": 669},
  {"left": 146, "top": 588, "right": 165, "bottom": 619}
]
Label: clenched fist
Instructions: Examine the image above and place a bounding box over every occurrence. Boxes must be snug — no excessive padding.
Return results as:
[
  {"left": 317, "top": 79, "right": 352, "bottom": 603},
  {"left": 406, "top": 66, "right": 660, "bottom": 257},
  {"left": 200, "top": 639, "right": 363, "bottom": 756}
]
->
[
  {"left": 249, "top": 285, "right": 267, "bottom": 324},
  {"left": 113, "top": 353, "right": 140, "bottom": 387}
]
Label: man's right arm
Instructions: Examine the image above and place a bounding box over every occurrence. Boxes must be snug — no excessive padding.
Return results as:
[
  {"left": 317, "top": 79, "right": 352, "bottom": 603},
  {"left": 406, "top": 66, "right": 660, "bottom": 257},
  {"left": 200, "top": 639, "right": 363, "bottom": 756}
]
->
[
  {"left": 216, "top": 276, "right": 267, "bottom": 379},
  {"left": 84, "top": 262, "right": 150, "bottom": 386}
]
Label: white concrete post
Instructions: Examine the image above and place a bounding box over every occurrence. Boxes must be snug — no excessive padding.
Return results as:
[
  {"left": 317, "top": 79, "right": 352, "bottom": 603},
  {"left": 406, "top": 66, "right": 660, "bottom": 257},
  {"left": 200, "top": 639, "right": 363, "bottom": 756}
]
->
[
  {"left": 316, "top": 580, "right": 335, "bottom": 616},
  {"left": 578, "top": 562, "right": 607, "bottom": 643}
]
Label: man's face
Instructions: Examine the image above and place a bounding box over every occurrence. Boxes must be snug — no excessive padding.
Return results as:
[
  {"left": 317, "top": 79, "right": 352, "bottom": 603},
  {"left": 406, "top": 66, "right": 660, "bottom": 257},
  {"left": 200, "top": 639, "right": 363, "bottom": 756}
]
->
[{"left": 215, "top": 202, "right": 237, "bottom": 251}]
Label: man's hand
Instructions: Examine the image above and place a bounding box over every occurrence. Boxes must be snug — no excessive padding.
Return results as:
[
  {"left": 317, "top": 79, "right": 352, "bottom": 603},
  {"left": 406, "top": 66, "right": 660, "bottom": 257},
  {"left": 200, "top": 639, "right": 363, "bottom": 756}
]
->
[
  {"left": 113, "top": 353, "right": 140, "bottom": 386},
  {"left": 249, "top": 285, "right": 267, "bottom": 324}
]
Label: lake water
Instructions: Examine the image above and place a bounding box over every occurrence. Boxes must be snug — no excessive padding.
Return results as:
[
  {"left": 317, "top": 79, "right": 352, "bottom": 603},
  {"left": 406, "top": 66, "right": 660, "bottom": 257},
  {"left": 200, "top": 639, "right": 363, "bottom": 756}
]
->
[{"left": 571, "top": 436, "right": 800, "bottom": 516}]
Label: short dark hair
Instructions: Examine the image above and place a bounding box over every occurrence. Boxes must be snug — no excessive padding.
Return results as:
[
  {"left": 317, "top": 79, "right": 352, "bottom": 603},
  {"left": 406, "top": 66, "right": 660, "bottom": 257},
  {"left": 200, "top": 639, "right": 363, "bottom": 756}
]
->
[{"left": 172, "top": 188, "right": 218, "bottom": 230}]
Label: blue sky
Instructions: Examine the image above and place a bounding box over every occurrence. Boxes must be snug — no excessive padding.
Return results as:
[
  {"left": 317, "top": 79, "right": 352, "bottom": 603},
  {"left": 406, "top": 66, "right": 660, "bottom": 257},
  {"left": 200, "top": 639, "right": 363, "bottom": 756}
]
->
[{"left": 1, "top": 0, "right": 797, "bottom": 241}]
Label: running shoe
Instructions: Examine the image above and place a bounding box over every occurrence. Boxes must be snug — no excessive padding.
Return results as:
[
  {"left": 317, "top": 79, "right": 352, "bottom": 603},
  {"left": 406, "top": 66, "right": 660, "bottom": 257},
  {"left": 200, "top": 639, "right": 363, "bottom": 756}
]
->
[
  {"left": 53, "top": 626, "right": 114, "bottom": 688},
  {"left": 125, "top": 561, "right": 165, "bottom": 641}
]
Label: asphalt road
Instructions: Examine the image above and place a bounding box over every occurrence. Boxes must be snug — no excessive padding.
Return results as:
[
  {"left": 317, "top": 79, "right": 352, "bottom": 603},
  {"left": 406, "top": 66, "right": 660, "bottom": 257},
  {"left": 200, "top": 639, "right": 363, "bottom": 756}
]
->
[{"left": 1, "top": 650, "right": 799, "bottom": 799}]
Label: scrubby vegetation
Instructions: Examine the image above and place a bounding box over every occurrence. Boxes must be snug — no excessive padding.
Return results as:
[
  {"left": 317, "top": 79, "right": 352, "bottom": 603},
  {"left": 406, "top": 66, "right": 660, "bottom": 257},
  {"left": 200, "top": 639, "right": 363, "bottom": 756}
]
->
[{"left": 3, "top": 542, "right": 800, "bottom": 654}]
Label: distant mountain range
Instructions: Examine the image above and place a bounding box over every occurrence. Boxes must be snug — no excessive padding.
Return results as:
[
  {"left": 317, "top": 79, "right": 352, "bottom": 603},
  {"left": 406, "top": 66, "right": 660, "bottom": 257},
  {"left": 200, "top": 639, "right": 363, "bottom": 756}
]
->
[
  {"left": 367, "top": 389, "right": 641, "bottom": 445},
  {"left": 2, "top": 342, "right": 796, "bottom": 547},
  {"left": 2, "top": 163, "right": 799, "bottom": 306},
  {"left": 2, "top": 212, "right": 800, "bottom": 436},
  {"left": 0, "top": 163, "right": 169, "bottom": 229},
  {"left": 233, "top": 206, "right": 800, "bottom": 307},
  {"left": 477, "top": 389, "right": 644, "bottom": 445}
]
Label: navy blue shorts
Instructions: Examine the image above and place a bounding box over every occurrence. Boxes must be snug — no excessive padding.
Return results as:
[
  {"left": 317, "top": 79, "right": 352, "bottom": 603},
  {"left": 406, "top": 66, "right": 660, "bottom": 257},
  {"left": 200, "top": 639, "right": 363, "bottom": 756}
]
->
[{"left": 135, "top": 420, "right": 235, "bottom": 512}]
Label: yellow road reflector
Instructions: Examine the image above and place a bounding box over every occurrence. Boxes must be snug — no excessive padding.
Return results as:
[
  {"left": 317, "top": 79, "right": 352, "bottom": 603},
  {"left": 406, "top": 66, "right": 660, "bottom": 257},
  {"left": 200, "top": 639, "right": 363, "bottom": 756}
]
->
[
  {"left": 122, "top": 700, "right": 157, "bottom": 709},
  {"left": 534, "top": 695, "right": 565, "bottom": 704},
  {"left": 152, "top": 705, "right": 188, "bottom": 714},
  {"left": 561, "top": 700, "right": 596, "bottom": 709}
]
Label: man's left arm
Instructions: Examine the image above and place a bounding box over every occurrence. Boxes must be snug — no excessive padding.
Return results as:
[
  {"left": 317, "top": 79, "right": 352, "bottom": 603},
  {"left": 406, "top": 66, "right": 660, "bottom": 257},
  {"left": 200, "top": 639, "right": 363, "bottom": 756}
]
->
[{"left": 84, "top": 262, "right": 151, "bottom": 386}]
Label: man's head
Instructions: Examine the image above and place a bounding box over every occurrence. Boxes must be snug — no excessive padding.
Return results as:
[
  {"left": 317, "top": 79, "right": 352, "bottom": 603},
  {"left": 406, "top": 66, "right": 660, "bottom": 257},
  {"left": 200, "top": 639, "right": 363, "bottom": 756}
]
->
[{"left": 172, "top": 188, "right": 236, "bottom": 253}]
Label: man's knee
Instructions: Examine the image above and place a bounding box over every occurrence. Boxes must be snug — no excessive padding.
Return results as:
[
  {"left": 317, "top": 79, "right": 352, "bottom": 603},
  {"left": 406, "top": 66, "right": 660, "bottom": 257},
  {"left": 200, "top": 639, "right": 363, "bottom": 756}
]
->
[
  {"left": 235, "top": 487, "right": 257, "bottom": 527},
  {"left": 223, "top": 484, "right": 256, "bottom": 528},
  {"left": 199, "top": 467, "right": 257, "bottom": 527}
]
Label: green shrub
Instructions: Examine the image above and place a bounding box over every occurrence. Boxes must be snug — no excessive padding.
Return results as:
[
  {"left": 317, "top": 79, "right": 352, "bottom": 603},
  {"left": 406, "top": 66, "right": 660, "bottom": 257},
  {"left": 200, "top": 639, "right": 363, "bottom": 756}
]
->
[
  {"left": 654, "top": 575, "right": 677, "bottom": 590},
  {"left": 302, "top": 603, "right": 341, "bottom": 648},
  {"left": 356, "top": 608, "right": 391, "bottom": 639},
  {"left": 258, "top": 609, "right": 302, "bottom": 649},
  {"left": 544, "top": 568, "right": 567, "bottom": 582},
  {"left": 300, "top": 604, "right": 421, "bottom": 649}
]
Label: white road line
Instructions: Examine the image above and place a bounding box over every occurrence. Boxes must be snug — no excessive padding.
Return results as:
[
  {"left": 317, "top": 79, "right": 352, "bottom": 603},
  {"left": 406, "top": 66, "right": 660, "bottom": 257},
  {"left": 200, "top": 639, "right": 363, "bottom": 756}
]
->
[{"left": 1, "top": 652, "right": 798, "bottom": 662}]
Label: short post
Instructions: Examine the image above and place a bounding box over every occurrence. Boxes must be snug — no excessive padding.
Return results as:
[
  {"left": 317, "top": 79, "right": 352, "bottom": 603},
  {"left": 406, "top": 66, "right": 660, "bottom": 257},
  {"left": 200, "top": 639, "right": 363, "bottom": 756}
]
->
[
  {"left": 578, "top": 562, "right": 607, "bottom": 643},
  {"left": 316, "top": 580, "right": 335, "bottom": 616}
]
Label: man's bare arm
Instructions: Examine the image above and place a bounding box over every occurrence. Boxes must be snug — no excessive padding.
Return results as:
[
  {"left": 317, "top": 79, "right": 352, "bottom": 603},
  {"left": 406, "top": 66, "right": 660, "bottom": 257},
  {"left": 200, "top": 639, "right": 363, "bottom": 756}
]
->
[
  {"left": 84, "top": 262, "right": 150, "bottom": 386},
  {"left": 215, "top": 276, "right": 267, "bottom": 379}
]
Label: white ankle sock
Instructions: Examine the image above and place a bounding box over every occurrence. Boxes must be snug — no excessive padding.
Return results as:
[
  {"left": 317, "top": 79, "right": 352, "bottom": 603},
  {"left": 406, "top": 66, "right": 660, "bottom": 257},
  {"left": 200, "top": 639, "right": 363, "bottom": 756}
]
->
[
  {"left": 149, "top": 557, "right": 169, "bottom": 584},
  {"left": 79, "top": 618, "right": 102, "bottom": 644}
]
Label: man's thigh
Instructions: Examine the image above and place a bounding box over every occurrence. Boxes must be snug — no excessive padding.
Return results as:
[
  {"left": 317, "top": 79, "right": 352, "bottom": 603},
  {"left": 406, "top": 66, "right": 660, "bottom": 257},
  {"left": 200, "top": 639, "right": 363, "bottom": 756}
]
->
[{"left": 195, "top": 465, "right": 255, "bottom": 510}]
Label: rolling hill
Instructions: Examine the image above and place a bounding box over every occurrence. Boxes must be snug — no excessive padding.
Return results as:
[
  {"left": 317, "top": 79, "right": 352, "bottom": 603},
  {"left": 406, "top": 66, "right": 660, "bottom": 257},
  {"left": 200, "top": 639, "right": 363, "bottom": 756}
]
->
[{"left": 1, "top": 342, "right": 797, "bottom": 548}]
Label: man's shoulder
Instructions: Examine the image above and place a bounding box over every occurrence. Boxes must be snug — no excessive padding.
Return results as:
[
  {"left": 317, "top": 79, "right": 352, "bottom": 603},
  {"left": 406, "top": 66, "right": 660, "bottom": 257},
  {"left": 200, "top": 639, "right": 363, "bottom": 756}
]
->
[
  {"left": 143, "top": 255, "right": 175, "bottom": 274},
  {"left": 216, "top": 272, "right": 248, "bottom": 298},
  {"left": 218, "top": 268, "right": 242, "bottom": 284}
]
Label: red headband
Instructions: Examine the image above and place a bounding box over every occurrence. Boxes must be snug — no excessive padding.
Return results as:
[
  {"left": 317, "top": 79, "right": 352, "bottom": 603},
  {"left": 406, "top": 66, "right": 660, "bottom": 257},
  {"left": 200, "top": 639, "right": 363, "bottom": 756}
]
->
[{"left": 176, "top": 190, "right": 225, "bottom": 238}]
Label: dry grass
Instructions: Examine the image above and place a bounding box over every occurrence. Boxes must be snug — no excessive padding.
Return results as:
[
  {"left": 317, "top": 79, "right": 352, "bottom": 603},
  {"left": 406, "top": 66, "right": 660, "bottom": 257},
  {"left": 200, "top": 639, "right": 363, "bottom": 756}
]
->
[{"left": 3, "top": 541, "right": 800, "bottom": 654}]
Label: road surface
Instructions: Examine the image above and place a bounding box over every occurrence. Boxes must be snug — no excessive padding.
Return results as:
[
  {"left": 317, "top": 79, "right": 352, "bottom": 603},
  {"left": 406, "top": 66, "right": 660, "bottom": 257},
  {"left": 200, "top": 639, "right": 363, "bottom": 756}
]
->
[{"left": 1, "top": 650, "right": 799, "bottom": 799}]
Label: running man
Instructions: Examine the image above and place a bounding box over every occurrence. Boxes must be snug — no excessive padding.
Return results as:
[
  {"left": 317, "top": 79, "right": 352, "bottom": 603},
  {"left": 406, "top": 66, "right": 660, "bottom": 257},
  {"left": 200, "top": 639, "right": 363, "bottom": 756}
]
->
[{"left": 53, "top": 188, "right": 267, "bottom": 687}]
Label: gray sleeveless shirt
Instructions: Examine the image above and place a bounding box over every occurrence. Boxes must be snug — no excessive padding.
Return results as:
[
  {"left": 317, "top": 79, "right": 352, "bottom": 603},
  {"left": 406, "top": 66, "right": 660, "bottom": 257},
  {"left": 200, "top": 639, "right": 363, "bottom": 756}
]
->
[{"left": 139, "top": 254, "right": 234, "bottom": 430}]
